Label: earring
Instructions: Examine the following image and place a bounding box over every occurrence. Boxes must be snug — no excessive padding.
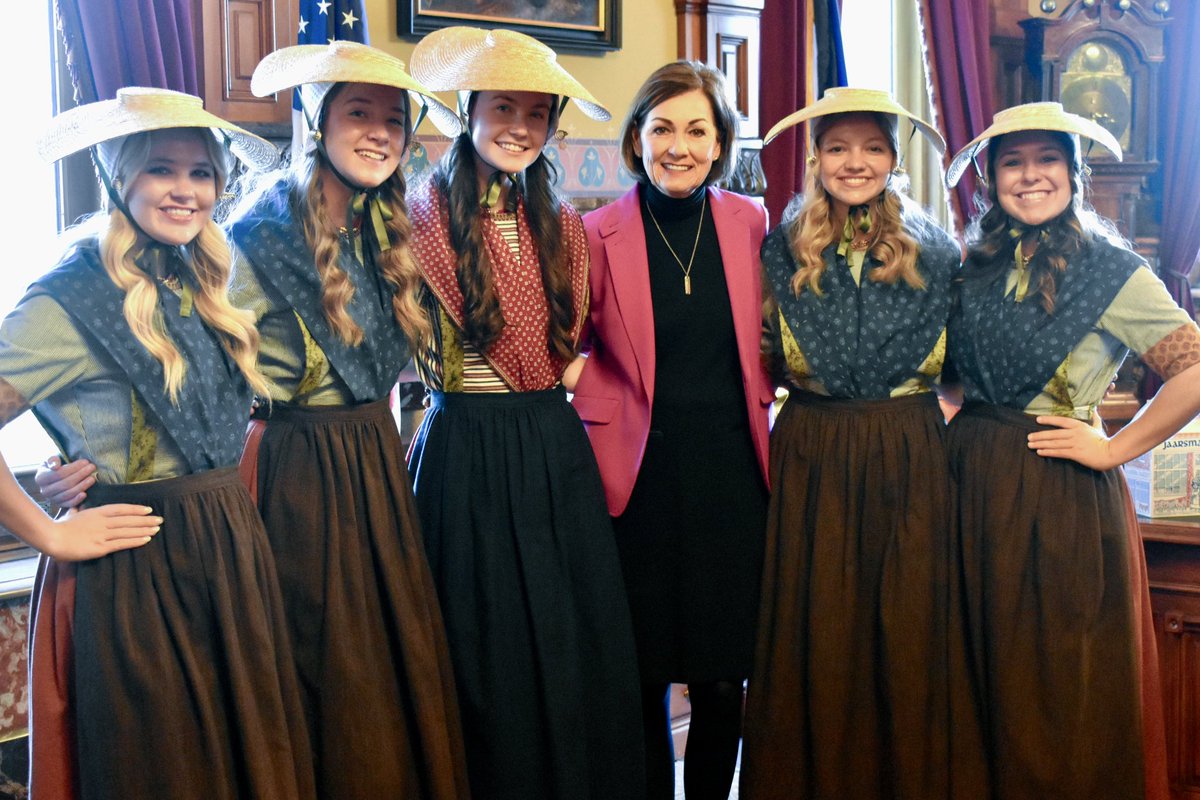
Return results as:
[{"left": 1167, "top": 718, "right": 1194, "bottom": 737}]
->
[
  {"left": 310, "top": 129, "right": 323, "bottom": 142},
  {"left": 806, "top": 154, "right": 818, "bottom": 168},
  {"left": 891, "top": 165, "right": 907, "bottom": 177},
  {"left": 219, "top": 191, "right": 236, "bottom": 201}
]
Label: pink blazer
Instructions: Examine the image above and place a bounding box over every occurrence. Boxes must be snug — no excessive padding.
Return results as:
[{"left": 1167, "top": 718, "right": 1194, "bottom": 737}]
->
[{"left": 572, "top": 185, "right": 774, "bottom": 517}]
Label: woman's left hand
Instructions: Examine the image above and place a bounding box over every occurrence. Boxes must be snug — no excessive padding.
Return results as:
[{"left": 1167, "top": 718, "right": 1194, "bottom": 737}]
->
[{"left": 1028, "top": 415, "right": 1118, "bottom": 471}]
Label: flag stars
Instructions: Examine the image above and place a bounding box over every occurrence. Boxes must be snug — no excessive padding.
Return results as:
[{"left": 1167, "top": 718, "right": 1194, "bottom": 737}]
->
[
  {"left": 298, "top": 16, "right": 309, "bottom": 34},
  {"left": 316, "top": 0, "right": 331, "bottom": 13},
  {"left": 342, "top": 9, "right": 359, "bottom": 29}
]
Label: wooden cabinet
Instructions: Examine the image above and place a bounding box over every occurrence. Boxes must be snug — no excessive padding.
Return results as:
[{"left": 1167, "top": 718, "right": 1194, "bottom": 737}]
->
[
  {"left": 1141, "top": 517, "right": 1200, "bottom": 799},
  {"left": 195, "top": 0, "right": 296, "bottom": 127}
]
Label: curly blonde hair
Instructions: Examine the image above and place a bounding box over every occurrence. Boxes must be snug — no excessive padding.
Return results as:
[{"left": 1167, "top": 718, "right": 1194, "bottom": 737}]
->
[
  {"left": 101, "top": 129, "right": 268, "bottom": 402},
  {"left": 785, "top": 112, "right": 925, "bottom": 297}
]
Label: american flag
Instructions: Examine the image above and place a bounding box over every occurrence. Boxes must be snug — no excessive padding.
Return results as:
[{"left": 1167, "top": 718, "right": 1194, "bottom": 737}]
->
[
  {"left": 297, "top": 0, "right": 369, "bottom": 47},
  {"left": 291, "top": 0, "right": 370, "bottom": 155}
]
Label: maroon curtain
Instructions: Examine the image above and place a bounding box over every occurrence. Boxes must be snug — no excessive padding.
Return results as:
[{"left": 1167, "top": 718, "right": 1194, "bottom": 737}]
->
[
  {"left": 758, "top": 0, "right": 809, "bottom": 224},
  {"left": 1140, "top": 2, "right": 1200, "bottom": 398},
  {"left": 55, "top": 0, "right": 199, "bottom": 104},
  {"left": 919, "top": 0, "right": 994, "bottom": 231}
]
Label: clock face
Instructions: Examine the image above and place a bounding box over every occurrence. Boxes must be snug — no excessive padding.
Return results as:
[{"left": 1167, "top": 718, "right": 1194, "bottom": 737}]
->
[{"left": 1060, "top": 39, "right": 1132, "bottom": 151}]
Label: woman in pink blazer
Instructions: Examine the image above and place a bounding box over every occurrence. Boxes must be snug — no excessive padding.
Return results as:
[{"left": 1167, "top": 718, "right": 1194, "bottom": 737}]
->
[{"left": 566, "top": 61, "right": 773, "bottom": 800}]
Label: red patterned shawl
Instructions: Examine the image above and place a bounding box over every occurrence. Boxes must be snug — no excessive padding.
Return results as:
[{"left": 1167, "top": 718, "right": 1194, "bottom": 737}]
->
[{"left": 408, "top": 178, "right": 590, "bottom": 392}]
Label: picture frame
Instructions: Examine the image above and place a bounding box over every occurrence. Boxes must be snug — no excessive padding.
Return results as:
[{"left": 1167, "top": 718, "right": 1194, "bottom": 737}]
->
[{"left": 397, "top": 0, "right": 620, "bottom": 53}]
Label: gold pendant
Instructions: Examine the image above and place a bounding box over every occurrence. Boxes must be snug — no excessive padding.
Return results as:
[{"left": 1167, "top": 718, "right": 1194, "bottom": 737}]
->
[{"left": 684, "top": 275, "right": 692, "bottom": 295}]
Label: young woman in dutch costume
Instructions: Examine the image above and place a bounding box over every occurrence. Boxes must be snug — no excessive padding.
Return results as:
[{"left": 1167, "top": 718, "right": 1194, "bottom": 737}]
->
[
  {"left": 739, "top": 89, "right": 982, "bottom": 800},
  {"left": 10, "top": 88, "right": 316, "bottom": 799},
  {"left": 221, "top": 42, "right": 468, "bottom": 799},
  {"left": 944, "top": 103, "right": 1200, "bottom": 800},
  {"left": 404, "top": 26, "right": 644, "bottom": 800}
]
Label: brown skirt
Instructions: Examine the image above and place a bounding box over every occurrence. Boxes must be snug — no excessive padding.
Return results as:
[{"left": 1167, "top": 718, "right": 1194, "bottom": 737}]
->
[
  {"left": 245, "top": 399, "right": 468, "bottom": 800},
  {"left": 947, "top": 402, "right": 1163, "bottom": 800},
  {"left": 741, "top": 392, "right": 975, "bottom": 800},
  {"left": 33, "top": 467, "right": 316, "bottom": 800}
]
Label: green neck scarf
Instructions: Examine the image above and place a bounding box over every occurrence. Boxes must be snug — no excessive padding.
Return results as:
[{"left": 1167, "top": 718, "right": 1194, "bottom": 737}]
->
[
  {"left": 348, "top": 190, "right": 394, "bottom": 263},
  {"left": 836, "top": 206, "right": 874, "bottom": 257}
]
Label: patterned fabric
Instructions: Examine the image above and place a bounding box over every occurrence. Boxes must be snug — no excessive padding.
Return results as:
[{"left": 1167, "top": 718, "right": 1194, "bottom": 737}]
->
[
  {"left": 226, "top": 179, "right": 410, "bottom": 403},
  {"left": 950, "top": 238, "right": 1143, "bottom": 410},
  {"left": 1140, "top": 322, "right": 1200, "bottom": 381},
  {"left": 492, "top": 214, "right": 521, "bottom": 253},
  {"left": 292, "top": 311, "right": 331, "bottom": 401},
  {"left": 762, "top": 214, "right": 959, "bottom": 399},
  {"left": 126, "top": 389, "right": 157, "bottom": 482},
  {"left": 29, "top": 241, "right": 251, "bottom": 473},
  {"left": 407, "top": 179, "right": 590, "bottom": 392},
  {"left": 461, "top": 214, "right": 515, "bottom": 393},
  {"left": 461, "top": 344, "right": 509, "bottom": 393},
  {"left": 1014, "top": 266, "right": 1196, "bottom": 418}
]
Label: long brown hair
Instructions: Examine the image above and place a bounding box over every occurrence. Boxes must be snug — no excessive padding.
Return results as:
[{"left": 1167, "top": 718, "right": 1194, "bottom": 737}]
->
[
  {"left": 292, "top": 83, "right": 431, "bottom": 350},
  {"left": 431, "top": 93, "right": 576, "bottom": 361},
  {"left": 963, "top": 130, "right": 1124, "bottom": 314}
]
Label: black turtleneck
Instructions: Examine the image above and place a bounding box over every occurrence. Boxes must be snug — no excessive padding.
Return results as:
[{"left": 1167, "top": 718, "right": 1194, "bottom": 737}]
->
[{"left": 637, "top": 182, "right": 743, "bottom": 411}]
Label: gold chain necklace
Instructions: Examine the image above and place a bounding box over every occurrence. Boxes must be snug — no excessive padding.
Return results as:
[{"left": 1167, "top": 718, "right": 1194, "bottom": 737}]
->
[{"left": 645, "top": 193, "right": 706, "bottom": 295}]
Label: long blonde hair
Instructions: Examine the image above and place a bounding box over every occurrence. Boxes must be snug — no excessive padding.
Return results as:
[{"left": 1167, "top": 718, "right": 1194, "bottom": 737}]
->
[
  {"left": 785, "top": 112, "right": 925, "bottom": 297},
  {"left": 100, "top": 129, "right": 269, "bottom": 402},
  {"left": 290, "top": 82, "right": 431, "bottom": 351}
]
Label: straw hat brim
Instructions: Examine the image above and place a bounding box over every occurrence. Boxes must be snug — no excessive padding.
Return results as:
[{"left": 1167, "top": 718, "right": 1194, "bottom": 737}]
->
[
  {"left": 946, "top": 102, "right": 1123, "bottom": 187},
  {"left": 37, "top": 88, "right": 277, "bottom": 170},
  {"left": 251, "top": 41, "right": 463, "bottom": 138},
  {"left": 408, "top": 26, "right": 610, "bottom": 137},
  {"left": 763, "top": 87, "right": 946, "bottom": 154}
]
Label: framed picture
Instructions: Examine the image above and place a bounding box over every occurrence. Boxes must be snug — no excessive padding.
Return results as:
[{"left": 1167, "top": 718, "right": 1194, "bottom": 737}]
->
[{"left": 397, "top": 0, "right": 620, "bottom": 53}]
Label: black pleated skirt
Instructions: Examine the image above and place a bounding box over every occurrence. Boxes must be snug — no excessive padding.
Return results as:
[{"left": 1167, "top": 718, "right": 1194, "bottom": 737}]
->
[
  {"left": 248, "top": 399, "right": 468, "bottom": 800},
  {"left": 72, "top": 468, "right": 316, "bottom": 800},
  {"left": 613, "top": 401, "right": 767, "bottom": 682},
  {"left": 741, "top": 391, "right": 975, "bottom": 800},
  {"left": 407, "top": 387, "right": 645, "bottom": 800},
  {"left": 946, "top": 402, "right": 1146, "bottom": 800}
]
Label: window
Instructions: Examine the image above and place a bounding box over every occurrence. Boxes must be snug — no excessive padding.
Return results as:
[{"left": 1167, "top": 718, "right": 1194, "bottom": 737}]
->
[
  {"left": 0, "top": 2, "right": 76, "bottom": 471},
  {"left": 841, "top": 0, "right": 894, "bottom": 92}
]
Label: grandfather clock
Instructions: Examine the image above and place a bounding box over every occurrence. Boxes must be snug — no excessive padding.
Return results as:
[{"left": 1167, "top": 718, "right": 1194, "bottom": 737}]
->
[{"left": 1020, "top": 0, "right": 1169, "bottom": 250}]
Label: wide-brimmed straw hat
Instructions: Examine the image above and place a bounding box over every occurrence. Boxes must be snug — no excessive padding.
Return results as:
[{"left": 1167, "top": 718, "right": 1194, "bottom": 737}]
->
[
  {"left": 408, "top": 26, "right": 610, "bottom": 137},
  {"left": 946, "top": 101, "right": 1122, "bottom": 187},
  {"left": 250, "top": 40, "right": 462, "bottom": 137},
  {"left": 37, "top": 87, "right": 277, "bottom": 170},
  {"left": 764, "top": 87, "right": 945, "bottom": 155}
]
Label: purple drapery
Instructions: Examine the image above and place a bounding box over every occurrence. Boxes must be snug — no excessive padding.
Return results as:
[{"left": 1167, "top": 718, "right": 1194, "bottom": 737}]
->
[
  {"left": 55, "top": 0, "right": 198, "bottom": 104},
  {"left": 919, "top": 0, "right": 993, "bottom": 231},
  {"left": 758, "top": 0, "right": 809, "bottom": 224},
  {"left": 1157, "top": 3, "right": 1199, "bottom": 319},
  {"left": 1140, "top": 3, "right": 1200, "bottom": 396}
]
